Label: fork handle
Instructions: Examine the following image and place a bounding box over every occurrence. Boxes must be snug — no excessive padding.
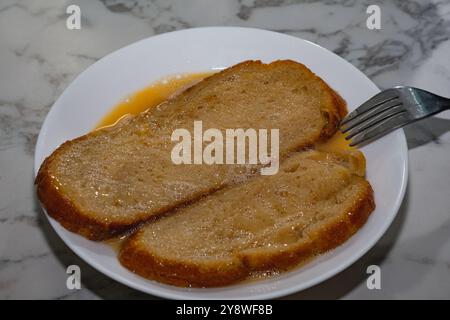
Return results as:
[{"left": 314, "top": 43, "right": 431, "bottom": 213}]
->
[
  {"left": 426, "top": 96, "right": 450, "bottom": 114},
  {"left": 439, "top": 98, "right": 450, "bottom": 110}
]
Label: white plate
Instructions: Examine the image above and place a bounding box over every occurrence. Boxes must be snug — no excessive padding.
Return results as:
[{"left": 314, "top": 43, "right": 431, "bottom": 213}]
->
[{"left": 34, "top": 27, "right": 408, "bottom": 300}]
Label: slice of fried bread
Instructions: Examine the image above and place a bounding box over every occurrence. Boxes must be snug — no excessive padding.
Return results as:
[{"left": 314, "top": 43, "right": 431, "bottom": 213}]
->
[{"left": 119, "top": 150, "right": 374, "bottom": 287}]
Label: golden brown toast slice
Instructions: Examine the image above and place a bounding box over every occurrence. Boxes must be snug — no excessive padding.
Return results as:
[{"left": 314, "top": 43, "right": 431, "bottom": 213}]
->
[
  {"left": 36, "top": 60, "right": 344, "bottom": 240},
  {"left": 119, "top": 150, "right": 374, "bottom": 287}
]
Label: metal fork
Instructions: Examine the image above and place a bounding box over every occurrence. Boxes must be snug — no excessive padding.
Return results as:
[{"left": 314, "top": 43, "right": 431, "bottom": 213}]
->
[{"left": 340, "top": 86, "right": 450, "bottom": 147}]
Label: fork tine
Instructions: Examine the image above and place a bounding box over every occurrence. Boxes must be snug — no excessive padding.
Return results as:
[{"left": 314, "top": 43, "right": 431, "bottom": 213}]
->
[
  {"left": 344, "top": 105, "right": 406, "bottom": 139},
  {"left": 348, "top": 112, "right": 411, "bottom": 147},
  {"left": 341, "top": 98, "right": 402, "bottom": 133},
  {"left": 340, "top": 89, "right": 399, "bottom": 125}
]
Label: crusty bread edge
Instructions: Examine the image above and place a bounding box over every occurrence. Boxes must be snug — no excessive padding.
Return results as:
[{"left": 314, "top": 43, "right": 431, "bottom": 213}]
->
[
  {"left": 35, "top": 134, "right": 138, "bottom": 240},
  {"left": 35, "top": 134, "right": 224, "bottom": 240},
  {"left": 242, "top": 181, "right": 374, "bottom": 271},
  {"left": 251, "top": 59, "right": 345, "bottom": 142},
  {"left": 118, "top": 182, "right": 374, "bottom": 287},
  {"left": 119, "top": 243, "right": 249, "bottom": 287}
]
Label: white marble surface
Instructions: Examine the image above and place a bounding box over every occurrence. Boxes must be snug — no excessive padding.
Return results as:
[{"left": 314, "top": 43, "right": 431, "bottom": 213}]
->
[{"left": 0, "top": 0, "right": 450, "bottom": 300}]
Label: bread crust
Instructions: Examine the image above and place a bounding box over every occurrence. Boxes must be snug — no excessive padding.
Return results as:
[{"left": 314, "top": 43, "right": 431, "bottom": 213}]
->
[
  {"left": 35, "top": 136, "right": 137, "bottom": 240},
  {"left": 119, "top": 239, "right": 249, "bottom": 287},
  {"left": 35, "top": 60, "right": 345, "bottom": 240},
  {"left": 36, "top": 135, "right": 207, "bottom": 240},
  {"left": 119, "top": 182, "right": 374, "bottom": 287}
]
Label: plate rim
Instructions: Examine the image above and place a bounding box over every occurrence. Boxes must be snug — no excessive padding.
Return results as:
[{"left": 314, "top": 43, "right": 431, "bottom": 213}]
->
[{"left": 34, "top": 26, "right": 408, "bottom": 300}]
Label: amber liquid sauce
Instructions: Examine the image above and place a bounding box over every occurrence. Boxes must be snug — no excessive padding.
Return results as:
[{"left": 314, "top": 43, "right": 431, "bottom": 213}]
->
[
  {"left": 100, "top": 73, "right": 352, "bottom": 281},
  {"left": 316, "top": 129, "right": 352, "bottom": 153},
  {"left": 96, "top": 72, "right": 214, "bottom": 129}
]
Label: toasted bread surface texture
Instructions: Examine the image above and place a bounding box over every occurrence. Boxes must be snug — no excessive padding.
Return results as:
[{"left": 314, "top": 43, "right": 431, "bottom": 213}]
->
[
  {"left": 36, "top": 60, "right": 344, "bottom": 240},
  {"left": 119, "top": 150, "right": 374, "bottom": 287}
]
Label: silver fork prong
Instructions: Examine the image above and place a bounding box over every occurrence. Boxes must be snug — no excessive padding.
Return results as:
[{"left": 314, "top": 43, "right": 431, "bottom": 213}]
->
[
  {"left": 341, "top": 98, "right": 402, "bottom": 133},
  {"left": 348, "top": 112, "right": 411, "bottom": 147},
  {"left": 344, "top": 105, "right": 406, "bottom": 139},
  {"left": 340, "top": 89, "right": 399, "bottom": 125}
]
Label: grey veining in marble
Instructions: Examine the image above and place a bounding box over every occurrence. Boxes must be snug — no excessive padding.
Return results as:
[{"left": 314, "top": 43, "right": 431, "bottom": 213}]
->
[{"left": 0, "top": 0, "right": 449, "bottom": 299}]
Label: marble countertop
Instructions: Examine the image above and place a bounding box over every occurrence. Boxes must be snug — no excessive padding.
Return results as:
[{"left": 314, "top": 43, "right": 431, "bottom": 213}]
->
[{"left": 1, "top": 0, "right": 450, "bottom": 300}]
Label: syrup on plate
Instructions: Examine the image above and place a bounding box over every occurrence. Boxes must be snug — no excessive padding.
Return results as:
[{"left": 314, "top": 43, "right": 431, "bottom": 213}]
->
[{"left": 96, "top": 72, "right": 214, "bottom": 129}]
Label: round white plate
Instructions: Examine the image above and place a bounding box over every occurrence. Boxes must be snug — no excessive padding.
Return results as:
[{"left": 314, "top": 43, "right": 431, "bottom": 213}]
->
[{"left": 34, "top": 27, "right": 408, "bottom": 300}]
